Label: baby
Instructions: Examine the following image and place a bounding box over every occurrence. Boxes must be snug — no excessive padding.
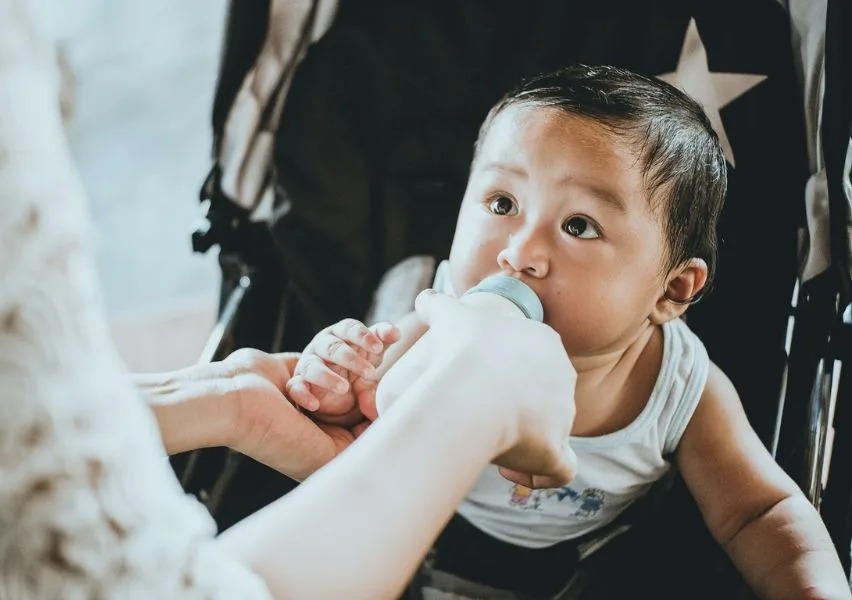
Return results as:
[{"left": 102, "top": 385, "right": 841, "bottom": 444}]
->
[{"left": 285, "top": 66, "right": 848, "bottom": 598}]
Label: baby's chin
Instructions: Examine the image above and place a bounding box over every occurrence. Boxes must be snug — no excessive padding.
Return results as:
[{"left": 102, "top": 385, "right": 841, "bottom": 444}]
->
[{"left": 546, "top": 322, "right": 574, "bottom": 348}]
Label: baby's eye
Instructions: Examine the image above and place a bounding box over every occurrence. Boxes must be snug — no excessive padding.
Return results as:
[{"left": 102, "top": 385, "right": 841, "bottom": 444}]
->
[
  {"left": 562, "top": 216, "right": 601, "bottom": 239},
  {"left": 487, "top": 195, "right": 518, "bottom": 216}
]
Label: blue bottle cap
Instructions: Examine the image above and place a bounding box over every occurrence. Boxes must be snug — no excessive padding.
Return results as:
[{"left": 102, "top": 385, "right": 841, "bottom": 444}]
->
[{"left": 464, "top": 274, "right": 544, "bottom": 322}]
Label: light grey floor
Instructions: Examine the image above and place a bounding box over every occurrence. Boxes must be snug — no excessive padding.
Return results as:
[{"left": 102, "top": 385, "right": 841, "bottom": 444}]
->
[{"left": 35, "top": 0, "right": 227, "bottom": 317}]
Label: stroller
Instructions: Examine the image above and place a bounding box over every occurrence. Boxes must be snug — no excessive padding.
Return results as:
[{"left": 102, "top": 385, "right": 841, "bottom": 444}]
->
[{"left": 171, "top": 1, "right": 852, "bottom": 598}]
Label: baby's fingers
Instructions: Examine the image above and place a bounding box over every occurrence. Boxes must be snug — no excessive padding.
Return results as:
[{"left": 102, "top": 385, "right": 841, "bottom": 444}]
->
[
  {"left": 300, "top": 355, "right": 350, "bottom": 393},
  {"left": 288, "top": 357, "right": 349, "bottom": 411},
  {"left": 285, "top": 376, "right": 322, "bottom": 412},
  {"left": 314, "top": 332, "right": 376, "bottom": 379},
  {"left": 329, "top": 318, "right": 384, "bottom": 355}
]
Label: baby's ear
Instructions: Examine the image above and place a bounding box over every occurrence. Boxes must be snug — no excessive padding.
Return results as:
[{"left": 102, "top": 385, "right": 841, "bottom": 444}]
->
[{"left": 650, "top": 258, "right": 708, "bottom": 324}]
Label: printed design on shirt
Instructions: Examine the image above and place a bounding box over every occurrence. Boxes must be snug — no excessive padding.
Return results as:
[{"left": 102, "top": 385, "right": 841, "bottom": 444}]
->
[
  {"left": 549, "top": 486, "right": 607, "bottom": 519},
  {"left": 508, "top": 484, "right": 546, "bottom": 510},
  {"left": 508, "top": 484, "right": 607, "bottom": 519}
]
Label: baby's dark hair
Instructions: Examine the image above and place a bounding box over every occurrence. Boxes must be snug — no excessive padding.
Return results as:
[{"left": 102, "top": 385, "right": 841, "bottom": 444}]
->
[{"left": 475, "top": 65, "right": 728, "bottom": 302}]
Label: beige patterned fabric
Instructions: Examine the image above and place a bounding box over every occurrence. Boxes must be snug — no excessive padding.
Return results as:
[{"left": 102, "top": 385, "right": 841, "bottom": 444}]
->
[{"left": 0, "top": 2, "right": 270, "bottom": 598}]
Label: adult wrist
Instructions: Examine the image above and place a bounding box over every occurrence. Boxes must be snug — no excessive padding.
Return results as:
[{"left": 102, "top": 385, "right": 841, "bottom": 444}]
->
[{"left": 136, "top": 365, "right": 237, "bottom": 455}]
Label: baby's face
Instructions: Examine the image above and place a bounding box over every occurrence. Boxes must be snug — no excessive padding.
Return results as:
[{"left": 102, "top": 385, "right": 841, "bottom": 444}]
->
[{"left": 448, "top": 106, "right": 670, "bottom": 358}]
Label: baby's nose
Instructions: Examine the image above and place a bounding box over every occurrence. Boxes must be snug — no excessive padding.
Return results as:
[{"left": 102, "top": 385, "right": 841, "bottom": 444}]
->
[{"left": 496, "top": 230, "right": 550, "bottom": 278}]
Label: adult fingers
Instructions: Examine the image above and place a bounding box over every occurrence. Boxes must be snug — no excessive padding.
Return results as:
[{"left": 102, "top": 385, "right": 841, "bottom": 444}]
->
[{"left": 413, "top": 289, "right": 473, "bottom": 330}]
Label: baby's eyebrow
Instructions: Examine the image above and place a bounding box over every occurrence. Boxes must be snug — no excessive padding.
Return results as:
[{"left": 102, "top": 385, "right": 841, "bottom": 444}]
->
[
  {"left": 564, "top": 180, "right": 627, "bottom": 214},
  {"left": 479, "top": 161, "right": 627, "bottom": 213},
  {"left": 480, "top": 161, "right": 528, "bottom": 178}
]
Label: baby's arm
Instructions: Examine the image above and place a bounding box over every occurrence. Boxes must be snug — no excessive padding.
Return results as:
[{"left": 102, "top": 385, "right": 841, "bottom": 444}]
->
[{"left": 677, "top": 363, "right": 850, "bottom": 599}]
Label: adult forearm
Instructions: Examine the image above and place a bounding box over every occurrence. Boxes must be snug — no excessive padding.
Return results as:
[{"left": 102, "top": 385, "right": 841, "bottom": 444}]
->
[
  {"left": 215, "top": 356, "right": 506, "bottom": 600},
  {"left": 135, "top": 366, "right": 235, "bottom": 455},
  {"left": 725, "top": 495, "right": 851, "bottom": 599}
]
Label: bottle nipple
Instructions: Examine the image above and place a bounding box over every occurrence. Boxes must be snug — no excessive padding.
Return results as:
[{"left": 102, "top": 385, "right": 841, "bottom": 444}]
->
[{"left": 463, "top": 274, "right": 544, "bottom": 322}]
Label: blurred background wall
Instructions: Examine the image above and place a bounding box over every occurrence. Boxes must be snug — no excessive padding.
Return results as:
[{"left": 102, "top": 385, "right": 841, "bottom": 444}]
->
[{"left": 30, "top": 0, "right": 229, "bottom": 371}]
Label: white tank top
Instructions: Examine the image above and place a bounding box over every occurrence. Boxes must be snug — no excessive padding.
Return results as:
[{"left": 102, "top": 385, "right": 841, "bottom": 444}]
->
[{"left": 433, "top": 261, "right": 710, "bottom": 549}]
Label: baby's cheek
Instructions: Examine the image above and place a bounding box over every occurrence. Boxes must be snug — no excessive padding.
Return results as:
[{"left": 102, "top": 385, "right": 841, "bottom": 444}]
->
[{"left": 446, "top": 255, "right": 493, "bottom": 296}]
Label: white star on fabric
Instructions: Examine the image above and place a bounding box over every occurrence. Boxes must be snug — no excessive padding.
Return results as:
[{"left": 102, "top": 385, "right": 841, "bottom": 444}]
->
[{"left": 658, "top": 18, "right": 767, "bottom": 167}]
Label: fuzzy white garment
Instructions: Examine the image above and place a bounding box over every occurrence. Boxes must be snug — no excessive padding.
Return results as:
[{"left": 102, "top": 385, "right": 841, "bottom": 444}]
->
[{"left": 0, "top": 2, "right": 269, "bottom": 598}]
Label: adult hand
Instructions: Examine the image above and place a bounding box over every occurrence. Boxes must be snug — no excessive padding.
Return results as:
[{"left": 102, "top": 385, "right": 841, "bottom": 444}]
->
[
  {"left": 412, "top": 289, "right": 578, "bottom": 487},
  {"left": 218, "top": 290, "right": 579, "bottom": 598},
  {"left": 139, "top": 349, "right": 355, "bottom": 481}
]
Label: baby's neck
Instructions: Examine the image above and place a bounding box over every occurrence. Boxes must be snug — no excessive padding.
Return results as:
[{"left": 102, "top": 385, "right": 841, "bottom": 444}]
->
[
  {"left": 570, "top": 325, "right": 655, "bottom": 380},
  {"left": 569, "top": 323, "right": 663, "bottom": 437}
]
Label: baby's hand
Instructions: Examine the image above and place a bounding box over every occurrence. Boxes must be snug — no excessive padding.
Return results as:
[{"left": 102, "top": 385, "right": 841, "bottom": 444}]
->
[{"left": 286, "top": 319, "right": 400, "bottom": 423}]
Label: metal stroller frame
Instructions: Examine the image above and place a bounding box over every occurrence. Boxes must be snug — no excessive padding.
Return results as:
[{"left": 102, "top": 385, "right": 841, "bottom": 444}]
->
[{"left": 172, "top": 1, "right": 852, "bottom": 597}]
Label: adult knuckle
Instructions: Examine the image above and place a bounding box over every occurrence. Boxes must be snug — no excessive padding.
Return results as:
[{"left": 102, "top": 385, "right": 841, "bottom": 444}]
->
[{"left": 229, "top": 347, "right": 266, "bottom": 370}]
